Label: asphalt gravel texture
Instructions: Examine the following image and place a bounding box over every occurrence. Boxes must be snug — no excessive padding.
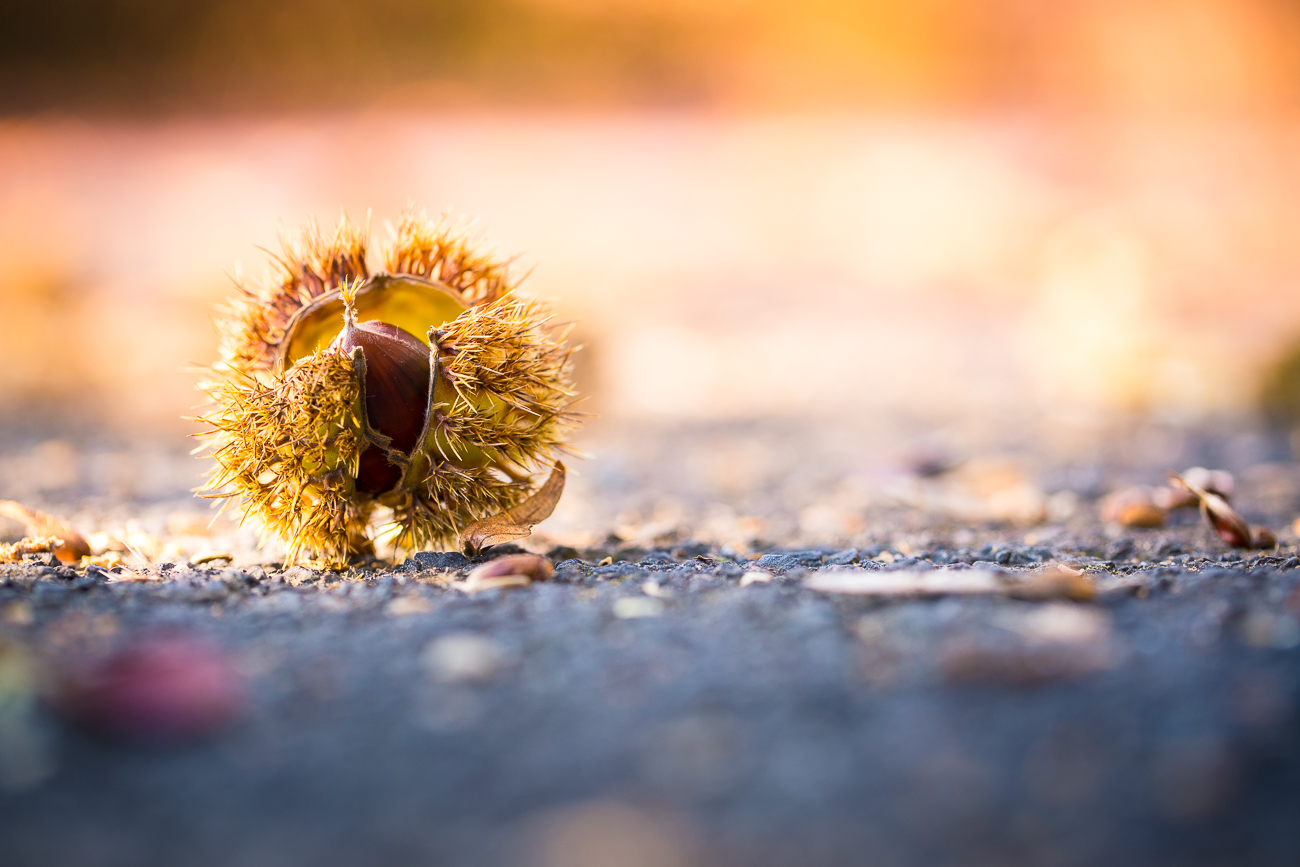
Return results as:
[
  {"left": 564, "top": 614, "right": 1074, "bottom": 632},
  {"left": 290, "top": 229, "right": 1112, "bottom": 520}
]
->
[{"left": 1, "top": 421, "right": 1299, "bottom": 867}]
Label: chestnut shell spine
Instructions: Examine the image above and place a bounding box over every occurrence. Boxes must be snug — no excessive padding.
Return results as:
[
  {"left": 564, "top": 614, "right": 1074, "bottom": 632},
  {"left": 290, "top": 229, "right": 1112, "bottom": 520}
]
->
[{"left": 196, "top": 210, "right": 578, "bottom": 566}]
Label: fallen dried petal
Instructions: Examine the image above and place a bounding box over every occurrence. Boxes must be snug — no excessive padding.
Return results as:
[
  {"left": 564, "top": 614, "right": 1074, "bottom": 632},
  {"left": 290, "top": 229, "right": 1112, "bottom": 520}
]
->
[
  {"left": 1170, "top": 472, "right": 1253, "bottom": 548},
  {"left": 1204, "top": 496, "right": 1251, "bottom": 547},
  {"left": 460, "top": 463, "right": 566, "bottom": 554},
  {"left": 0, "top": 502, "right": 91, "bottom": 564},
  {"left": 466, "top": 554, "right": 555, "bottom": 583},
  {"left": 51, "top": 635, "right": 245, "bottom": 742},
  {"left": 459, "top": 574, "right": 532, "bottom": 593}
]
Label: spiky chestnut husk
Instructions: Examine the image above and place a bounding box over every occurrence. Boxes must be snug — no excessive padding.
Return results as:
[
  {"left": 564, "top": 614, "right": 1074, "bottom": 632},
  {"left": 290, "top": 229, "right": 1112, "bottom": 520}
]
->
[{"left": 195, "top": 210, "right": 578, "bottom": 567}]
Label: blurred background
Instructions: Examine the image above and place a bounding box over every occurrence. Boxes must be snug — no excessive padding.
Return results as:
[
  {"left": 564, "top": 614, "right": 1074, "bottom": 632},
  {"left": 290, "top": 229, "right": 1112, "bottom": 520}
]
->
[{"left": 3, "top": 0, "right": 1300, "bottom": 509}]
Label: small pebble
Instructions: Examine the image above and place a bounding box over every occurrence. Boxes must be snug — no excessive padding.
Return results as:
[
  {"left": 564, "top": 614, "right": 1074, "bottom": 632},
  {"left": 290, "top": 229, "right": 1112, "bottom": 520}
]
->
[
  {"left": 421, "top": 633, "right": 509, "bottom": 683},
  {"left": 386, "top": 596, "right": 434, "bottom": 616},
  {"left": 613, "top": 597, "right": 664, "bottom": 619},
  {"left": 825, "top": 549, "right": 860, "bottom": 566}
]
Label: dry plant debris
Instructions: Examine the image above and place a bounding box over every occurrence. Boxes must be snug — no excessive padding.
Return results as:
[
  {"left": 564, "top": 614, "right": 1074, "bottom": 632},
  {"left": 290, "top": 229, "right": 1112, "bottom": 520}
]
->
[
  {"left": 195, "top": 210, "right": 579, "bottom": 567},
  {"left": 461, "top": 553, "right": 555, "bottom": 593},
  {"left": 0, "top": 501, "right": 90, "bottom": 564},
  {"left": 1099, "top": 468, "right": 1240, "bottom": 531},
  {"left": 1168, "top": 471, "right": 1274, "bottom": 549},
  {"left": 0, "top": 536, "right": 65, "bottom": 564},
  {"left": 460, "top": 463, "right": 566, "bottom": 554}
]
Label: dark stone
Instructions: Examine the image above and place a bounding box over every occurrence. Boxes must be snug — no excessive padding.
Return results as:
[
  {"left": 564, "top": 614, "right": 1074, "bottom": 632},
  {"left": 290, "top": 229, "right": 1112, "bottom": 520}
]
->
[
  {"left": 407, "top": 551, "right": 471, "bottom": 571},
  {"left": 672, "top": 542, "right": 711, "bottom": 558},
  {"left": 1106, "top": 539, "right": 1136, "bottom": 561},
  {"left": 220, "top": 569, "right": 254, "bottom": 590},
  {"left": 594, "top": 563, "right": 641, "bottom": 578},
  {"left": 825, "top": 549, "right": 860, "bottom": 566},
  {"left": 755, "top": 553, "right": 809, "bottom": 573},
  {"left": 1157, "top": 540, "right": 1187, "bottom": 558},
  {"left": 547, "top": 546, "right": 581, "bottom": 562}
]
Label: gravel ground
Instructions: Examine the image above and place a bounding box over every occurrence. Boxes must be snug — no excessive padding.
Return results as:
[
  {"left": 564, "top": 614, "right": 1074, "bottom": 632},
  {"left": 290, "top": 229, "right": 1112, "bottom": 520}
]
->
[{"left": 1, "top": 420, "right": 1299, "bottom": 867}]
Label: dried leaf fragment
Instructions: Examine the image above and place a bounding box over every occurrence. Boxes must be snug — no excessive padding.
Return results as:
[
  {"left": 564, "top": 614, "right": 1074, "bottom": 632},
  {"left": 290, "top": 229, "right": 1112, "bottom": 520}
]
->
[
  {"left": 0, "top": 501, "right": 90, "bottom": 564},
  {"left": 1169, "top": 472, "right": 1253, "bottom": 548},
  {"left": 460, "top": 463, "right": 566, "bottom": 554}
]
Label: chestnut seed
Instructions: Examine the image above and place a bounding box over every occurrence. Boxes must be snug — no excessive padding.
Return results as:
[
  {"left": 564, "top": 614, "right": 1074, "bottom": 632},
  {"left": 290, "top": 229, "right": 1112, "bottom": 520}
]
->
[{"left": 330, "top": 318, "right": 432, "bottom": 493}]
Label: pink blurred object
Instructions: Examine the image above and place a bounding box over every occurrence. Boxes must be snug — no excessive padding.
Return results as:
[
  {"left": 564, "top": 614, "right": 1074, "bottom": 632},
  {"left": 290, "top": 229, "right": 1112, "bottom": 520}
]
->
[{"left": 54, "top": 636, "right": 245, "bottom": 742}]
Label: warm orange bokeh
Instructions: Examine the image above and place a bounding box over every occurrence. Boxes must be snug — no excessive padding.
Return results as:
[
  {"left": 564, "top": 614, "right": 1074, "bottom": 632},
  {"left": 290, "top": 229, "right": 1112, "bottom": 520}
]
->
[{"left": 2, "top": 0, "right": 1299, "bottom": 438}]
